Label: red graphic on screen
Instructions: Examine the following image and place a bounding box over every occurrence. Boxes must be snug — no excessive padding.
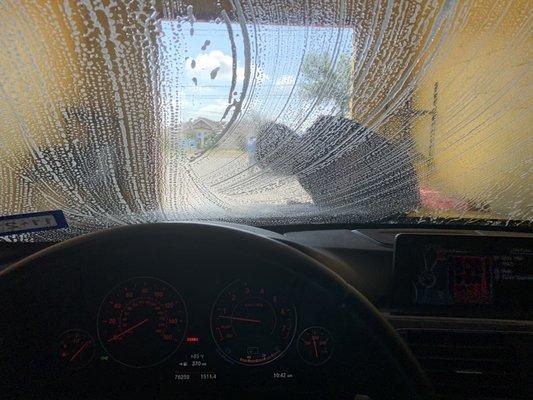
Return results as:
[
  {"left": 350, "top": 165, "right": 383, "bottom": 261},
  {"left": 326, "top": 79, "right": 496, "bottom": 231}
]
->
[{"left": 450, "top": 255, "right": 492, "bottom": 304}]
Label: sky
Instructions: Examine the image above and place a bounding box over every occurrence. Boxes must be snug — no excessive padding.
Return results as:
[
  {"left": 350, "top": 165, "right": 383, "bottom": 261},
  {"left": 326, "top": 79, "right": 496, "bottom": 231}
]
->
[{"left": 159, "top": 20, "right": 353, "bottom": 129}]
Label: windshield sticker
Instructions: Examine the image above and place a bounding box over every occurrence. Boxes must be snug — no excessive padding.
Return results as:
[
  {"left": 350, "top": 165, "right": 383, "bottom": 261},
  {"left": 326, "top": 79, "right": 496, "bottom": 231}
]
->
[{"left": 0, "top": 210, "right": 68, "bottom": 237}]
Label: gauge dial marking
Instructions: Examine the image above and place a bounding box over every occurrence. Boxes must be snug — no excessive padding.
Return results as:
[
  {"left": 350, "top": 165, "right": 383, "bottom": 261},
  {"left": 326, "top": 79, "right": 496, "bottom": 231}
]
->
[
  {"left": 97, "top": 277, "right": 187, "bottom": 368},
  {"left": 58, "top": 329, "right": 95, "bottom": 370},
  {"left": 211, "top": 280, "right": 296, "bottom": 366},
  {"left": 297, "top": 326, "right": 334, "bottom": 366}
]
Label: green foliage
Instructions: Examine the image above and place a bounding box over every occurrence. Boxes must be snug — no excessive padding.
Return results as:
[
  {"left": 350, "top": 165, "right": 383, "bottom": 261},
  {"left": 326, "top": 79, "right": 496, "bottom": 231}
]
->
[{"left": 299, "top": 53, "right": 351, "bottom": 114}]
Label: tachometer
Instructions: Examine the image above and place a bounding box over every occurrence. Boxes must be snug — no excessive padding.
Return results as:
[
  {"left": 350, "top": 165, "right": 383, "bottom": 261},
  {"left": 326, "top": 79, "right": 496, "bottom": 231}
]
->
[
  {"left": 210, "top": 280, "right": 296, "bottom": 366},
  {"left": 97, "top": 277, "right": 187, "bottom": 368}
]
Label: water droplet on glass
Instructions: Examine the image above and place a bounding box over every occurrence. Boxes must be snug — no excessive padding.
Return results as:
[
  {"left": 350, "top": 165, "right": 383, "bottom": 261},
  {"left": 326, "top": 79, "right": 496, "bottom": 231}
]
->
[
  {"left": 0, "top": 0, "right": 529, "bottom": 238},
  {"left": 186, "top": 5, "right": 195, "bottom": 22},
  {"left": 210, "top": 67, "right": 220, "bottom": 80},
  {"left": 201, "top": 40, "right": 211, "bottom": 51}
]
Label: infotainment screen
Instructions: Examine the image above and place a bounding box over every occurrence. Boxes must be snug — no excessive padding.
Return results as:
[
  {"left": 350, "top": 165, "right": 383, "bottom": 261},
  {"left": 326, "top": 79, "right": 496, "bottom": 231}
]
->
[{"left": 392, "top": 234, "right": 532, "bottom": 318}]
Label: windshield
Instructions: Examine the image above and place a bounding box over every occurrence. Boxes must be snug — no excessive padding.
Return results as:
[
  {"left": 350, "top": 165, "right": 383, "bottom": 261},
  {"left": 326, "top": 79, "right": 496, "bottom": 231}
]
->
[{"left": 1, "top": 1, "right": 531, "bottom": 239}]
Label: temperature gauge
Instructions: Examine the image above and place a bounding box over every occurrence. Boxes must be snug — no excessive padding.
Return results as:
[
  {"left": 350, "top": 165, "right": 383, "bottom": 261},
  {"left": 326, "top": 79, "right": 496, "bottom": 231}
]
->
[
  {"left": 58, "top": 329, "right": 95, "bottom": 369},
  {"left": 297, "top": 326, "right": 334, "bottom": 366}
]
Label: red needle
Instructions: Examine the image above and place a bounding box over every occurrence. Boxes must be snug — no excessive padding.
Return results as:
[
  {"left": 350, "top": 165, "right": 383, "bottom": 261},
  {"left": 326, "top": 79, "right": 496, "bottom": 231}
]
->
[
  {"left": 312, "top": 336, "right": 319, "bottom": 358},
  {"left": 70, "top": 340, "right": 91, "bottom": 362},
  {"left": 217, "top": 315, "right": 261, "bottom": 324},
  {"left": 108, "top": 318, "right": 149, "bottom": 342}
]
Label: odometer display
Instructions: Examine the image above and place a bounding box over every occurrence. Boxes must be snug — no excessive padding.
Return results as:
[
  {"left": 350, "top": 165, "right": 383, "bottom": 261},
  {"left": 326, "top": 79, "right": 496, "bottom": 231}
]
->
[
  {"left": 211, "top": 280, "right": 296, "bottom": 366},
  {"left": 97, "top": 277, "right": 187, "bottom": 368}
]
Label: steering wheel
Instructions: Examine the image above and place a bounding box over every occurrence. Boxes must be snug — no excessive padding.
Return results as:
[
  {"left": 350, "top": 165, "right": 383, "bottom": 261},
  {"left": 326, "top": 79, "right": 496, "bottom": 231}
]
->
[{"left": 0, "top": 223, "right": 431, "bottom": 399}]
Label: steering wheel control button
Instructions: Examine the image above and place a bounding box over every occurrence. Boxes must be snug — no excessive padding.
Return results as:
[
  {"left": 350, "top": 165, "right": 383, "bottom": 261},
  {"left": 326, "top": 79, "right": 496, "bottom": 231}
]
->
[{"left": 297, "top": 326, "right": 334, "bottom": 366}]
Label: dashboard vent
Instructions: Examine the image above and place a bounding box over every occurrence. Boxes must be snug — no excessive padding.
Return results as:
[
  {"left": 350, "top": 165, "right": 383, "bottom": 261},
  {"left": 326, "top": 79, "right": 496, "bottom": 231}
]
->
[{"left": 398, "top": 329, "right": 529, "bottom": 400}]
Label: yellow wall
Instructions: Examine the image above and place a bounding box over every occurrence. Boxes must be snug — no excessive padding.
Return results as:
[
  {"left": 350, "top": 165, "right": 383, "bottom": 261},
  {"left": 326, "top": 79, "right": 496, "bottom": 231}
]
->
[
  {"left": 0, "top": 1, "right": 79, "bottom": 214},
  {"left": 0, "top": 1, "right": 77, "bottom": 154},
  {"left": 411, "top": 1, "right": 531, "bottom": 219},
  {"left": 0, "top": 1, "right": 164, "bottom": 214}
]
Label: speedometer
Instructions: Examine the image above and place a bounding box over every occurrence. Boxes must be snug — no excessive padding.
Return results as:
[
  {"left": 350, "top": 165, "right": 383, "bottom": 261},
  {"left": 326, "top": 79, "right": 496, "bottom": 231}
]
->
[
  {"left": 210, "top": 280, "right": 296, "bottom": 366},
  {"left": 97, "top": 277, "right": 187, "bottom": 368}
]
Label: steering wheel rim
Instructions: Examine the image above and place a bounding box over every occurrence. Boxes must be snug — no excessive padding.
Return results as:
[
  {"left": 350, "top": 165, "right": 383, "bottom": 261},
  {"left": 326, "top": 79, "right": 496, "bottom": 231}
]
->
[{"left": 2, "top": 222, "right": 432, "bottom": 399}]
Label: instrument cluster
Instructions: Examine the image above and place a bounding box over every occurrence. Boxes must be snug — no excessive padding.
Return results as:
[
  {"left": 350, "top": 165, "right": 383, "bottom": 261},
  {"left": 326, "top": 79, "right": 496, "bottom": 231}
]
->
[
  {"left": 48, "top": 268, "right": 348, "bottom": 396},
  {"left": 0, "top": 224, "right": 431, "bottom": 399}
]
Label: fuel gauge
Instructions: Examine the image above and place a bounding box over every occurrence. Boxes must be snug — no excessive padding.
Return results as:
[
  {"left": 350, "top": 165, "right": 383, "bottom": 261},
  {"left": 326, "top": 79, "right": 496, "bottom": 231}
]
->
[
  {"left": 297, "top": 326, "right": 334, "bottom": 366},
  {"left": 58, "top": 329, "right": 95, "bottom": 370}
]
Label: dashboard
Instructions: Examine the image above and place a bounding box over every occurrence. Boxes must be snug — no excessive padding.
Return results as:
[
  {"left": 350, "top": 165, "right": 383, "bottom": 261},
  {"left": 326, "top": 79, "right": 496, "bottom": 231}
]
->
[
  {"left": 288, "top": 229, "right": 533, "bottom": 400},
  {"left": 0, "top": 223, "right": 426, "bottom": 400},
  {"left": 0, "top": 224, "right": 531, "bottom": 400}
]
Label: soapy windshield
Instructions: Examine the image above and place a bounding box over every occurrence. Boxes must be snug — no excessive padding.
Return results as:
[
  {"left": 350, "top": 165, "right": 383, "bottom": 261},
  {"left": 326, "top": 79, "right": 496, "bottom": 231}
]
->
[{"left": 0, "top": 1, "right": 531, "bottom": 239}]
